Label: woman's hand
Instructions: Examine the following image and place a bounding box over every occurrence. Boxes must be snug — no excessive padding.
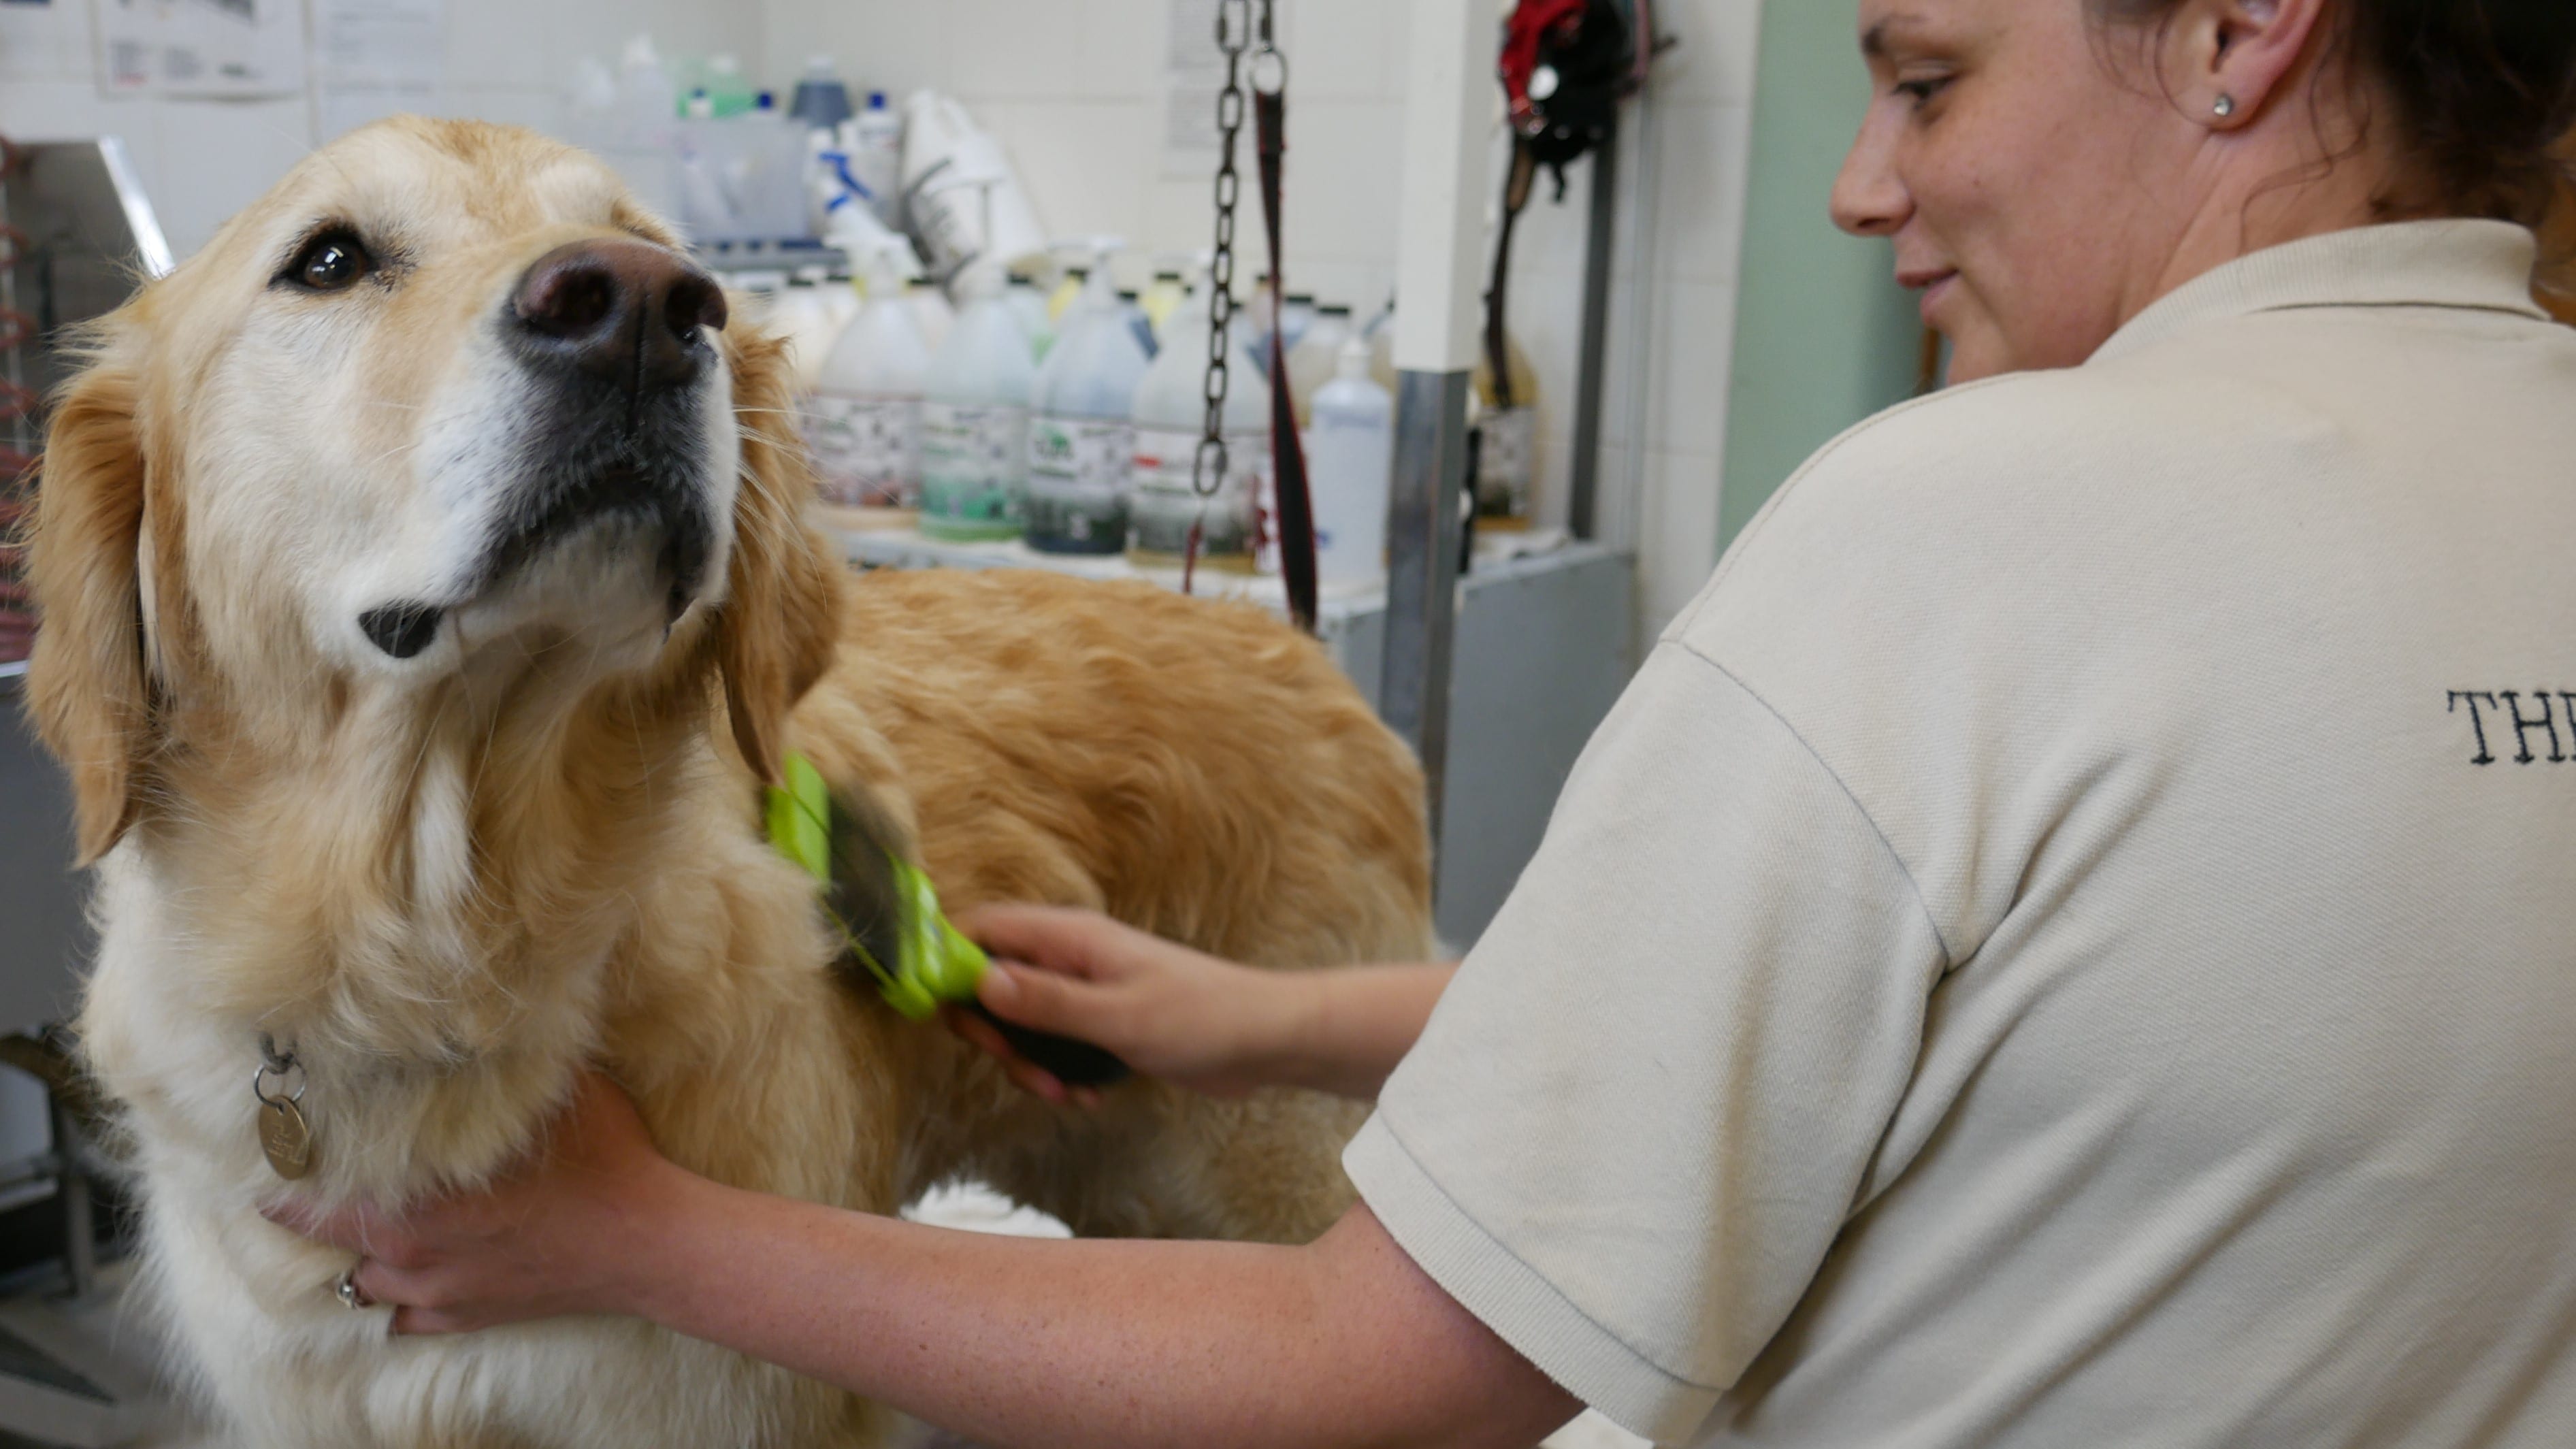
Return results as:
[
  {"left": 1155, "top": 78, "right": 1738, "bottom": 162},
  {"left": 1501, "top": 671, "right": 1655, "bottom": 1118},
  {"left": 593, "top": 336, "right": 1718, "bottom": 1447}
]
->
[
  {"left": 953, "top": 905, "right": 1456, "bottom": 1103},
  {"left": 949, "top": 905, "right": 1316, "bottom": 1105},
  {"left": 264, "top": 1071, "right": 700, "bottom": 1335}
]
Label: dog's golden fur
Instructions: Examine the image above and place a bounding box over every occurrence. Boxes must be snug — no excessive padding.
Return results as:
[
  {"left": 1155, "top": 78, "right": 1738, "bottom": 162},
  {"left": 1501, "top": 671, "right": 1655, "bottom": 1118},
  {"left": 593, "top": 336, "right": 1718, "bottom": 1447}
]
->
[{"left": 24, "top": 116, "right": 1429, "bottom": 1446}]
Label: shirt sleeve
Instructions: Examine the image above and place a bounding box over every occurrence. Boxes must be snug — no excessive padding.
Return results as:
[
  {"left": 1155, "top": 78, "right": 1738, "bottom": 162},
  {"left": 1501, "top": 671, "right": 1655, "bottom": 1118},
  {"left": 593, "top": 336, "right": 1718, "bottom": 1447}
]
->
[{"left": 1345, "top": 638, "right": 1951, "bottom": 1444}]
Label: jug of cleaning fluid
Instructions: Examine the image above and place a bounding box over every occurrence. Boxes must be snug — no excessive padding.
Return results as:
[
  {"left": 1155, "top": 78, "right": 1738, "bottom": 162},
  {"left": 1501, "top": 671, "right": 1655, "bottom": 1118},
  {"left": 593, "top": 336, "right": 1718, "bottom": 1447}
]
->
[
  {"left": 807, "top": 249, "right": 931, "bottom": 508},
  {"left": 1284, "top": 302, "right": 1354, "bottom": 429},
  {"left": 1118, "top": 291, "right": 1157, "bottom": 359},
  {"left": 918, "top": 263, "right": 1037, "bottom": 540},
  {"left": 1024, "top": 245, "right": 1152, "bottom": 555},
  {"left": 1140, "top": 267, "right": 1187, "bottom": 337},
  {"left": 770, "top": 274, "right": 838, "bottom": 397},
  {"left": 1005, "top": 274, "right": 1056, "bottom": 363},
  {"left": 1128, "top": 278, "right": 1271, "bottom": 572},
  {"left": 1306, "top": 336, "right": 1393, "bottom": 584},
  {"left": 907, "top": 278, "right": 955, "bottom": 355}
]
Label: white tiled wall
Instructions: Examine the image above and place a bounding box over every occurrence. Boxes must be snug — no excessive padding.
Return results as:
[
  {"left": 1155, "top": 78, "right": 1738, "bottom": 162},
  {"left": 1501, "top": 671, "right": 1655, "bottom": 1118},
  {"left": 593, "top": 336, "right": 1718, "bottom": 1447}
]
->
[
  {"left": 760, "top": 0, "right": 1763, "bottom": 634},
  {"left": 0, "top": 0, "right": 762, "bottom": 259}
]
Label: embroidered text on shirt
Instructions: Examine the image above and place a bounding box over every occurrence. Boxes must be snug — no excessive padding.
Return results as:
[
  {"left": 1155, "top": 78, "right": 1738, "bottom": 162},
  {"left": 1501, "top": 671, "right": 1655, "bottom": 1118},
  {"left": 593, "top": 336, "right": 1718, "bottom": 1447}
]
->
[{"left": 2447, "top": 690, "right": 2575, "bottom": 766}]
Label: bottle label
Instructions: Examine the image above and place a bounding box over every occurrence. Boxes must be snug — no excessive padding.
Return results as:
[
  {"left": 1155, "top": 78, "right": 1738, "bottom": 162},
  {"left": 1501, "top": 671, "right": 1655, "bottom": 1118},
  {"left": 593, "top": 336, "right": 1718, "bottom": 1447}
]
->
[
  {"left": 1024, "top": 416, "right": 1135, "bottom": 549},
  {"left": 919, "top": 402, "right": 1027, "bottom": 530},
  {"left": 804, "top": 391, "right": 920, "bottom": 508},
  {"left": 1477, "top": 406, "right": 1535, "bottom": 521},
  {"left": 1130, "top": 426, "right": 1269, "bottom": 559}
]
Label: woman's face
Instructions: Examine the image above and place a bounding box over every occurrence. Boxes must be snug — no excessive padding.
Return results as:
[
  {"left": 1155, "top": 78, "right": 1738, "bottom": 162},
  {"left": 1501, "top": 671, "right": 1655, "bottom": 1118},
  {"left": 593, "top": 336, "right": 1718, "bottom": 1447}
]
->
[{"left": 1833, "top": 0, "right": 2202, "bottom": 381}]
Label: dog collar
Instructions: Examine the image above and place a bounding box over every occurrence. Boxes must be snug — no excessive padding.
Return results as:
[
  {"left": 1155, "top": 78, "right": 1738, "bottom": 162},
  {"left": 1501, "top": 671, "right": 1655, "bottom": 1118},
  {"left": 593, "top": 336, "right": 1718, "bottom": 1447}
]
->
[{"left": 766, "top": 751, "right": 989, "bottom": 1022}]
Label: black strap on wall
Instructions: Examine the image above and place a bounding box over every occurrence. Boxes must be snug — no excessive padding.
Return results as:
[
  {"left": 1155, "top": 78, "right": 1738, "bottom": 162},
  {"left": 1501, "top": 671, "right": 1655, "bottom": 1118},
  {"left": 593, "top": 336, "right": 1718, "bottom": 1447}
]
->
[
  {"left": 1254, "top": 88, "right": 1318, "bottom": 635},
  {"left": 1485, "top": 140, "right": 1539, "bottom": 411}
]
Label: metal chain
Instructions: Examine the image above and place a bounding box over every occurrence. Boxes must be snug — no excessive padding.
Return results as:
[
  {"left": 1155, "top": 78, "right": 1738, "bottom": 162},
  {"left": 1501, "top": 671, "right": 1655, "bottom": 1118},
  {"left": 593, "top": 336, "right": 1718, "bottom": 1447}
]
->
[{"left": 1192, "top": 0, "right": 1275, "bottom": 504}]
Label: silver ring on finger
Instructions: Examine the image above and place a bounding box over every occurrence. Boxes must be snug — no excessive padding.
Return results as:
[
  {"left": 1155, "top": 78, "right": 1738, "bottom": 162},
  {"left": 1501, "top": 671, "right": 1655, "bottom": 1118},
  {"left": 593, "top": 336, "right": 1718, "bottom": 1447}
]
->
[{"left": 336, "top": 1264, "right": 372, "bottom": 1311}]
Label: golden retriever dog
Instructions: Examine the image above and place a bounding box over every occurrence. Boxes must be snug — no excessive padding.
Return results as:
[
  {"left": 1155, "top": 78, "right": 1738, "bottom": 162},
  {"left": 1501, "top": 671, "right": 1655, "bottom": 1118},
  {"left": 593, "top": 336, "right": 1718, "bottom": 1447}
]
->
[{"left": 24, "top": 116, "right": 1429, "bottom": 1447}]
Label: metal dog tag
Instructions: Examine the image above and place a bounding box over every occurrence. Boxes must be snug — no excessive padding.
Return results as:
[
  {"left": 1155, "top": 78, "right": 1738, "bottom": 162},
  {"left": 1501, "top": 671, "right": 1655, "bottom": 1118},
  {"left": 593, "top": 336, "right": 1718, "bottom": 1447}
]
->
[{"left": 259, "top": 1098, "right": 316, "bottom": 1181}]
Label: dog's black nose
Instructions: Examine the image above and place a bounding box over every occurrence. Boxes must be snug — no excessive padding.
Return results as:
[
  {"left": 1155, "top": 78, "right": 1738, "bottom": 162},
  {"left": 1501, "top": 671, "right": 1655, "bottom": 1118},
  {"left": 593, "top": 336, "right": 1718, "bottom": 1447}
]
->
[{"left": 509, "top": 239, "right": 727, "bottom": 395}]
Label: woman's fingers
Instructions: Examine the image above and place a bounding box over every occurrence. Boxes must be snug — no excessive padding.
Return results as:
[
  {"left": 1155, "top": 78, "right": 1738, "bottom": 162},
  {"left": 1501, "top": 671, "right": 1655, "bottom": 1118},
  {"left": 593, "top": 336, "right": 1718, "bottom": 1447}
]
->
[
  {"left": 941, "top": 1003, "right": 1072, "bottom": 1103},
  {"left": 943, "top": 1004, "right": 1013, "bottom": 1059},
  {"left": 955, "top": 904, "right": 1130, "bottom": 981},
  {"left": 977, "top": 960, "right": 1118, "bottom": 1045},
  {"left": 263, "top": 1198, "right": 393, "bottom": 1256}
]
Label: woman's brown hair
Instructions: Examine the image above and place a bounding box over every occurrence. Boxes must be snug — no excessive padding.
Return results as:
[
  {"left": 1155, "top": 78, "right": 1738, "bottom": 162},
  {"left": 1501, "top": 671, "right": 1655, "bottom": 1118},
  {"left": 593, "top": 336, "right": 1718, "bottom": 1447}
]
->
[{"left": 2092, "top": 0, "right": 2576, "bottom": 227}]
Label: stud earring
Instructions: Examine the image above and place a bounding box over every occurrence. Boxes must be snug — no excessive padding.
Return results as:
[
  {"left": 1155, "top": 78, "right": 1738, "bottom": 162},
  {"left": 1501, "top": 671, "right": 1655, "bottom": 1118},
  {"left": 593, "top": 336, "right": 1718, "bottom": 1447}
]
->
[{"left": 2213, "top": 94, "right": 2238, "bottom": 119}]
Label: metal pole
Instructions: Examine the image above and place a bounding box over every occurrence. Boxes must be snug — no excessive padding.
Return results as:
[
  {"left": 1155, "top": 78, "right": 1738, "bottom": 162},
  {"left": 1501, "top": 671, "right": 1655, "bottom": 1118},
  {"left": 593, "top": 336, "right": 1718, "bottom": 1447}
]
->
[
  {"left": 1383, "top": 372, "right": 1469, "bottom": 851},
  {"left": 1384, "top": 0, "right": 1491, "bottom": 856},
  {"left": 1567, "top": 115, "right": 1620, "bottom": 541}
]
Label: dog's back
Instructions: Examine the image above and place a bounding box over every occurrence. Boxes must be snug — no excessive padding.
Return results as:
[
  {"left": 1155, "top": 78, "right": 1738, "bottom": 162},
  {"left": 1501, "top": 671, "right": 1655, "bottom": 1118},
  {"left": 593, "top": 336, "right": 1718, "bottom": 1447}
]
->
[
  {"left": 796, "top": 567, "right": 1428, "bottom": 1245},
  {"left": 814, "top": 567, "right": 1429, "bottom": 965}
]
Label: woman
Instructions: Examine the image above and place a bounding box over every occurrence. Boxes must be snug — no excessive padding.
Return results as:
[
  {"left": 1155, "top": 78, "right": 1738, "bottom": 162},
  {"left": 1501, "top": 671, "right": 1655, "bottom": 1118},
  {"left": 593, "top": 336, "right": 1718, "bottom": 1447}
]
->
[{"left": 277, "top": 1, "right": 2576, "bottom": 1444}]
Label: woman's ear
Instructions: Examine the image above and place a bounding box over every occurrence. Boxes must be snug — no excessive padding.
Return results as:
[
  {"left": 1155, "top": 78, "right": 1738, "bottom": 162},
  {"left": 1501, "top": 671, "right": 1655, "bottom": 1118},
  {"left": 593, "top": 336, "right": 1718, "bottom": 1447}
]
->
[
  {"left": 2175, "top": 0, "right": 2330, "bottom": 128},
  {"left": 24, "top": 359, "right": 154, "bottom": 864},
  {"left": 715, "top": 321, "right": 843, "bottom": 784}
]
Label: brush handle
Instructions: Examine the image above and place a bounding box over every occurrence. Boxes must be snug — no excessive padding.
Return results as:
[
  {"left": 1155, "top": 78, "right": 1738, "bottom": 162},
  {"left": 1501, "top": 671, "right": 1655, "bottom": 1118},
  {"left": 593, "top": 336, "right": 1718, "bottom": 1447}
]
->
[{"left": 965, "top": 1003, "right": 1133, "bottom": 1089}]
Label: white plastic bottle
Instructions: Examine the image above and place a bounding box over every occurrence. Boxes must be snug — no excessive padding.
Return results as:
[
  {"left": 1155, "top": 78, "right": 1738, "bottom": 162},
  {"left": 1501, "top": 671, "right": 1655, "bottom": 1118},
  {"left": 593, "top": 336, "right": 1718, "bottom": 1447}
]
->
[
  {"left": 1306, "top": 336, "right": 1393, "bottom": 585},
  {"left": 808, "top": 257, "right": 932, "bottom": 509},
  {"left": 1140, "top": 268, "right": 1187, "bottom": 336},
  {"left": 918, "top": 270, "right": 1037, "bottom": 540},
  {"left": 1128, "top": 281, "right": 1271, "bottom": 571},
  {"left": 1284, "top": 303, "right": 1354, "bottom": 429},
  {"left": 772, "top": 273, "right": 844, "bottom": 397},
  {"left": 851, "top": 91, "right": 904, "bottom": 226},
  {"left": 820, "top": 269, "right": 863, "bottom": 334},
  {"left": 1118, "top": 290, "right": 1158, "bottom": 359},
  {"left": 1005, "top": 276, "right": 1056, "bottom": 363},
  {"left": 1046, "top": 265, "right": 1089, "bottom": 327},
  {"left": 1025, "top": 263, "right": 1153, "bottom": 555},
  {"left": 907, "top": 278, "right": 955, "bottom": 354}
]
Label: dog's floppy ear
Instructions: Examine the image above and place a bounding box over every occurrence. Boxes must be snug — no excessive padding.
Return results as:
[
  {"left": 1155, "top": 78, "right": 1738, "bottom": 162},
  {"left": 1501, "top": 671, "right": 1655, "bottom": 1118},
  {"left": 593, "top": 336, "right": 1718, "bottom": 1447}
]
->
[
  {"left": 24, "top": 360, "right": 154, "bottom": 864},
  {"left": 717, "top": 323, "right": 842, "bottom": 784}
]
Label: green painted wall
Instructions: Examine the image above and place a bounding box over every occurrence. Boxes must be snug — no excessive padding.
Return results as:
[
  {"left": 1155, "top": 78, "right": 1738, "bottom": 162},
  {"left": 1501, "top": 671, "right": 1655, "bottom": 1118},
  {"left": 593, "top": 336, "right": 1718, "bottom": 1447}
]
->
[{"left": 1719, "top": 0, "right": 1924, "bottom": 551}]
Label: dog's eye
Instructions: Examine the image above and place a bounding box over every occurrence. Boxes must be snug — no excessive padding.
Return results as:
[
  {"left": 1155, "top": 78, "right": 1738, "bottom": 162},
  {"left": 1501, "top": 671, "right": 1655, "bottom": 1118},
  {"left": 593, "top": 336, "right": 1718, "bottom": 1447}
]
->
[{"left": 284, "top": 231, "right": 374, "bottom": 293}]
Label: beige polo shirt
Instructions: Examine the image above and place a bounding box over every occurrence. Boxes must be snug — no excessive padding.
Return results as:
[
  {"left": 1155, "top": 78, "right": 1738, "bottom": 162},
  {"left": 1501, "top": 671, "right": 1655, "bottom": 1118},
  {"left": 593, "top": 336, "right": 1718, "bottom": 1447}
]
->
[{"left": 1348, "top": 220, "right": 2576, "bottom": 1447}]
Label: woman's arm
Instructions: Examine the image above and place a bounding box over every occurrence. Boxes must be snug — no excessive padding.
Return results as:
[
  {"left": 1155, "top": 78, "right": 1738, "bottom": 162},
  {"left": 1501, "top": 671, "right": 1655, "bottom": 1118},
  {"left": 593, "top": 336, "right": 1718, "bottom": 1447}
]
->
[
  {"left": 279, "top": 1075, "right": 1580, "bottom": 1449},
  {"left": 953, "top": 905, "right": 1454, "bottom": 1103}
]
